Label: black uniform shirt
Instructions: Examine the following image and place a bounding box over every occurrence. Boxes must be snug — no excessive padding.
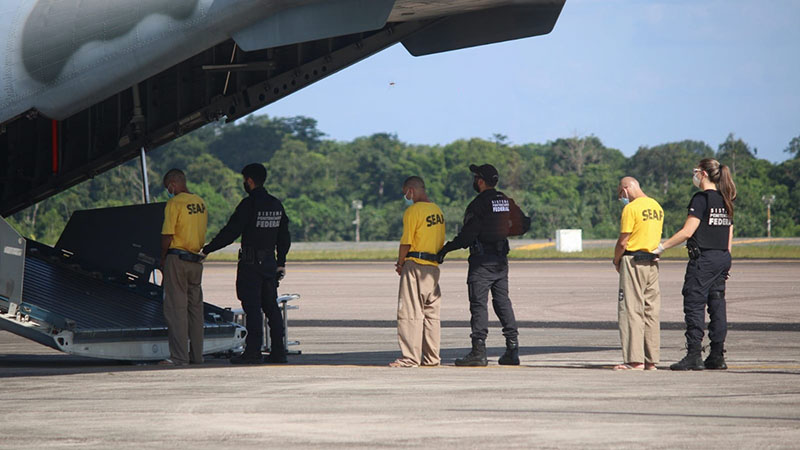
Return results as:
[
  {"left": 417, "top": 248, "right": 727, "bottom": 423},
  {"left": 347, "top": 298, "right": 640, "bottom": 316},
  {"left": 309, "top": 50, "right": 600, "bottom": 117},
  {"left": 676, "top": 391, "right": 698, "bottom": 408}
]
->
[
  {"left": 442, "top": 189, "right": 520, "bottom": 257},
  {"left": 687, "top": 190, "right": 731, "bottom": 250},
  {"left": 203, "top": 187, "right": 291, "bottom": 266}
]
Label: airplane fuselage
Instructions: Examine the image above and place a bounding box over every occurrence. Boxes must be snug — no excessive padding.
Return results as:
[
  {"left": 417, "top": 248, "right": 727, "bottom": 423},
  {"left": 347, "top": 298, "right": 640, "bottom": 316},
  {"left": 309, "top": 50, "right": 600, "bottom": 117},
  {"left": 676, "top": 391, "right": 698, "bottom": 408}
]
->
[
  {"left": 0, "top": 0, "right": 564, "bottom": 216},
  {"left": 1, "top": 0, "right": 549, "bottom": 125}
]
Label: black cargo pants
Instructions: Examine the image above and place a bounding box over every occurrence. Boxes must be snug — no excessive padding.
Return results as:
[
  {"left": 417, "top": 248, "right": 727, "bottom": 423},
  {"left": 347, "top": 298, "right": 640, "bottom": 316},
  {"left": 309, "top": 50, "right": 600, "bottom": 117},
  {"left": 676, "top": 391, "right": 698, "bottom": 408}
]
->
[
  {"left": 236, "top": 261, "right": 285, "bottom": 356},
  {"left": 466, "top": 260, "right": 519, "bottom": 341},
  {"left": 681, "top": 249, "right": 731, "bottom": 348}
]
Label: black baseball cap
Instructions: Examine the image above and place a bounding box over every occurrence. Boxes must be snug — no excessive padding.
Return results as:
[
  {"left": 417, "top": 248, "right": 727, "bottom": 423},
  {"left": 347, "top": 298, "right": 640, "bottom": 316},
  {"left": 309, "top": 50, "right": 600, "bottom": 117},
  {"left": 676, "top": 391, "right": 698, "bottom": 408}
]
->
[{"left": 469, "top": 164, "right": 499, "bottom": 186}]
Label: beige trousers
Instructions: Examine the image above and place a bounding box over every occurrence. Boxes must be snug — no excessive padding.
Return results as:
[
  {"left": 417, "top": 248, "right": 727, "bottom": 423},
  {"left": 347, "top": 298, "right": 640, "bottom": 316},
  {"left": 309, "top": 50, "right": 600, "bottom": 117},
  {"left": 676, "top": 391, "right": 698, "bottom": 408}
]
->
[
  {"left": 397, "top": 261, "right": 442, "bottom": 366},
  {"left": 618, "top": 255, "right": 661, "bottom": 364},
  {"left": 163, "top": 254, "right": 205, "bottom": 364}
]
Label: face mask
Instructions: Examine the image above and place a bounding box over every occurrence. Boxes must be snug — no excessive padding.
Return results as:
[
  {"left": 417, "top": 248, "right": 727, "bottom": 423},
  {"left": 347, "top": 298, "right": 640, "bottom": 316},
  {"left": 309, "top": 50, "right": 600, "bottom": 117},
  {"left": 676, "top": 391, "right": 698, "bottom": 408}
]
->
[
  {"left": 472, "top": 179, "right": 481, "bottom": 193},
  {"left": 166, "top": 185, "right": 175, "bottom": 199},
  {"left": 403, "top": 191, "right": 414, "bottom": 206},
  {"left": 243, "top": 181, "right": 252, "bottom": 193},
  {"left": 618, "top": 188, "right": 629, "bottom": 205},
  {"left": 692, "top": 173, "right": 701, "bottom": 188}
]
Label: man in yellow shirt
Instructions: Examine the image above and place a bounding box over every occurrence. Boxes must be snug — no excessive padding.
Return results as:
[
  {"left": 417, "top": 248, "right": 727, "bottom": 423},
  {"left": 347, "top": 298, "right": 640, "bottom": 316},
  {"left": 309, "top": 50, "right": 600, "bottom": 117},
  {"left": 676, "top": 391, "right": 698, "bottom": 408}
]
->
[
  {"left": 612, "top": 176, "right": 664, "bottom": 370},
  {"left": 390, "top": 176, "right": 446, "bottom": 367},
  {"left": 160, "top": 169, "right": 208, "bottom": 366}
]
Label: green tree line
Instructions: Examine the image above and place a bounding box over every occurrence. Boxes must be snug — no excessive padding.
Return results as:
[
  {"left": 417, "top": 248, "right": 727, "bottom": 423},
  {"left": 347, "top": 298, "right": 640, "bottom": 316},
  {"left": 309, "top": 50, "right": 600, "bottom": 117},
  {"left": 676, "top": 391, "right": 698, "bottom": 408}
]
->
[{"left": 8, "top": 115, "right": 800, "bottom": 244}]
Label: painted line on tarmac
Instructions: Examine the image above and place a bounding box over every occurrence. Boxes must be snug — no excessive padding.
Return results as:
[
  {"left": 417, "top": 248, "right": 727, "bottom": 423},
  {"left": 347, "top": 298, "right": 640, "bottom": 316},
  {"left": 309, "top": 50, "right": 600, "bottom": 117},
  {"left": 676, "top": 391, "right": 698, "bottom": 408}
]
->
[
  {"left": 733, "top": 238, "right": 790, "bottom": 245},
  {"left": 515, "top": 242, "right": 555, "bottom": 251}
]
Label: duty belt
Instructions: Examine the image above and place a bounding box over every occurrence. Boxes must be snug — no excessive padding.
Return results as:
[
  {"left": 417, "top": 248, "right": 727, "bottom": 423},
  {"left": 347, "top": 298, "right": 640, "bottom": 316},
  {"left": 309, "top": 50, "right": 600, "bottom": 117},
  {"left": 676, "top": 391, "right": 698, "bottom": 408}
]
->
[
  {"left": 469, "top": 240, "right": 509, "bottom": 257},
  {"left": 167, "top": 249, "right": 204, "bottom": 263},
  {"left": 239, "top": 246, "right": 270, "bottom": 264},
  {"left": 623, "top": 250, "right": 658, "bottom": 262},
  {"left": 407, "top": 251, "right": 438, "bottom": 262},
  {"left": 687, "top": 246, "right": 727, "bottom": 260}
]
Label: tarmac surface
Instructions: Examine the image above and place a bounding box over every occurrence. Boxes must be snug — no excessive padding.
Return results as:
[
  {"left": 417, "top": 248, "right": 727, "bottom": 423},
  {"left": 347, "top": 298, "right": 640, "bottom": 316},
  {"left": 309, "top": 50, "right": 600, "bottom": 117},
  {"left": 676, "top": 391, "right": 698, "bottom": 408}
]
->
[{"left": 1, "top": 260, "right": 799, "bottom": 449}]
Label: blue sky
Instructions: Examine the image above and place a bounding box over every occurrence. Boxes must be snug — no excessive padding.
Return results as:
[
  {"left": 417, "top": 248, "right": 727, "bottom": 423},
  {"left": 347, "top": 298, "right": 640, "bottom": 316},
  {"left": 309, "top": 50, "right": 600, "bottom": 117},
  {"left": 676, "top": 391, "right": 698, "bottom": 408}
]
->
[{"left": 259, "top": 0, "right": 800, "bottom": 163}]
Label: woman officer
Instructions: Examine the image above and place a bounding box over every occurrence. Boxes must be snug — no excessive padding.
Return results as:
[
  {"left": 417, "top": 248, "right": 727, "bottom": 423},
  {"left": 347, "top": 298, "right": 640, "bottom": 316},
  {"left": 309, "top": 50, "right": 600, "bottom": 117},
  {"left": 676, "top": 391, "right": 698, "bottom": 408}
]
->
[{"left": 654, "top": 158, "right": 736, "bottom": 371}]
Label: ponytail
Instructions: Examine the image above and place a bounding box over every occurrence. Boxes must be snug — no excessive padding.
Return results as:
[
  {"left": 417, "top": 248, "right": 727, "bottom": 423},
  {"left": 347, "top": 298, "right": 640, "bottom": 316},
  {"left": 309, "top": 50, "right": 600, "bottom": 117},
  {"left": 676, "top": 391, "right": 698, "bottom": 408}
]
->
[
  {"left": 717, "top": 164, "right": 737, "bottom": 219},
  {"left": 698, "top": 158, "right": 736, "bottom": 218}
]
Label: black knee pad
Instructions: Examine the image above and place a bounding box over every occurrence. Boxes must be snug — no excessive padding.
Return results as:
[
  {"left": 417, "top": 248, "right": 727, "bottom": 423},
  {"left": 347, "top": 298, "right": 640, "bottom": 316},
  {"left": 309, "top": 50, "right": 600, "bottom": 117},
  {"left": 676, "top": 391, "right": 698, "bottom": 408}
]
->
[{"left": 709, "top": 290, "right": 725, "bottom": 301}]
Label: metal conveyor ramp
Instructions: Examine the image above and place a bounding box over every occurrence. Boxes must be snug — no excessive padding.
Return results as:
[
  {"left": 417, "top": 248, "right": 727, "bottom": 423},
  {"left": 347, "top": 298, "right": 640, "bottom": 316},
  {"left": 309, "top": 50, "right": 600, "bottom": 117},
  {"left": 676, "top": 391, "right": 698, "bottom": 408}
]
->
[{"left": 0, "top": 204, "right": 245, "bottom": 361}]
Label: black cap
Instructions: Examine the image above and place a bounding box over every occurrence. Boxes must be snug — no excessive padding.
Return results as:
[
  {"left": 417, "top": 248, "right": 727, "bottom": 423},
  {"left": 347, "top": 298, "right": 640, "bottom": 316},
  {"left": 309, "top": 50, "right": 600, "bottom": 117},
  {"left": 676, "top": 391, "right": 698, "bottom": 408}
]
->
[{"left": 469, "top": 164, "right": 499, "bottom": 186}]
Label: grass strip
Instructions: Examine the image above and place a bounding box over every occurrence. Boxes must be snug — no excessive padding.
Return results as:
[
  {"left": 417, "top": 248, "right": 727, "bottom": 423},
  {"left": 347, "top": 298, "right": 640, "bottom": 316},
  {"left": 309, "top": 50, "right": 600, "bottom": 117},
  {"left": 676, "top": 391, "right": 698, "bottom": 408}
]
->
[{"left": 207, "top": 245, "right": 800, "bottom": 262}]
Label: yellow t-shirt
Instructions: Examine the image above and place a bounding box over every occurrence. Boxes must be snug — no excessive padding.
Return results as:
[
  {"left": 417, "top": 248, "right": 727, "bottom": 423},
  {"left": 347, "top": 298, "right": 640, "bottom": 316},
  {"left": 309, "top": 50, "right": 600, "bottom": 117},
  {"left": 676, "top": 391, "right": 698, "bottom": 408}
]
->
[
  {"left": 161, "top": 192, "right": 208, "bottom": 253},
  {"left": 620, "top": 197, "right": 664, "bottom": 252},
  {"left": 401, "top": 202, "right": 446, "bottom": 266}
]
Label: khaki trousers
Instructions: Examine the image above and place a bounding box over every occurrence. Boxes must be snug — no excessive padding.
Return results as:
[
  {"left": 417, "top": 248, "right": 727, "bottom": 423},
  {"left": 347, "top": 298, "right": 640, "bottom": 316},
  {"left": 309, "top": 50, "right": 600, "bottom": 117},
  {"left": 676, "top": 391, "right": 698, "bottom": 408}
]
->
[
  {"left": 397, "top": 261, "right": 442, "bottom": 366},
  {"left": 618, "top": 255, "right": 661, "bottom": 364},
  {"left": 163, "top": 254, "right": 205, "bottom": 364}
]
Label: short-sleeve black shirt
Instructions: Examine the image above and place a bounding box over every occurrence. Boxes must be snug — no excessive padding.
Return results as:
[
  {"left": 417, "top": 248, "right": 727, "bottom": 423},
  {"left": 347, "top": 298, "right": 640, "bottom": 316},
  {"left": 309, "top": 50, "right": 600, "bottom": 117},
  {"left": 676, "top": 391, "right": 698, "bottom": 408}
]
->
[{"left": 687, "top": 190, "right": 731, "bottom": 250}]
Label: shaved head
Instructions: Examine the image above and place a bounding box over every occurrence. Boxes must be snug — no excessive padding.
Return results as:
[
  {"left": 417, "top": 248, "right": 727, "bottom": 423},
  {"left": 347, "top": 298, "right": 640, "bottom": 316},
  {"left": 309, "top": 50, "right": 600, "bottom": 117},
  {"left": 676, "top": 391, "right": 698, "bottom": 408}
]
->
[
  {"left": 403, "top": 176, "right": 425, "bottom": 191},
  {"left": 618, "top": 176, "right": 645, "bottom": 200},
  {"left": 402, "top": 176, "right": 430, "bottom": 203},
  {"left": 163, "top": 168, "right": 186, "bottom": 187},
  {"left": 619, "top": 177, "right": 639, "bottom": 190}
]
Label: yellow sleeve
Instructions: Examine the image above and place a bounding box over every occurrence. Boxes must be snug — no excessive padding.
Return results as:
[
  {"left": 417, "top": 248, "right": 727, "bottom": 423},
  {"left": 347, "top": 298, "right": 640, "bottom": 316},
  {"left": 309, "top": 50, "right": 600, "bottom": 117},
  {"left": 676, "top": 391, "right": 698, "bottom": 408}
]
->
[
  {"left": 400, "top": 208, "right": 415, "bottom": 246},
  {"left": 161, "top": 200, "right": 178, "bottom": 235},
  {"left": 620, "top": 204, "right": 635, "bottom": 234}
]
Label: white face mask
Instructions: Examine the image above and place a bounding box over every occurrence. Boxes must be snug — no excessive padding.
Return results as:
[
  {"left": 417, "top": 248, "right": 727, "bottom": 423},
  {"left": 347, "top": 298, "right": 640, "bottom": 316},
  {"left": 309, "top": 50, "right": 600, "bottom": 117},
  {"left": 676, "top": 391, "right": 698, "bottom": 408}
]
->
[{"left": 693, "top": 172, "right": 702, "bottom": 188}]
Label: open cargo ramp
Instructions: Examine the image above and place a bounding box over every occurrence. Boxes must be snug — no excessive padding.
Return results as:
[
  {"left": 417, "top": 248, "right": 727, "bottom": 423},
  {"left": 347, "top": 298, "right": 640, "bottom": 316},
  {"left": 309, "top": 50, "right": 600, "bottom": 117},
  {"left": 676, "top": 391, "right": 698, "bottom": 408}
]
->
[{"left": 0, "top": 204, "right": 245, "bottom": 361}]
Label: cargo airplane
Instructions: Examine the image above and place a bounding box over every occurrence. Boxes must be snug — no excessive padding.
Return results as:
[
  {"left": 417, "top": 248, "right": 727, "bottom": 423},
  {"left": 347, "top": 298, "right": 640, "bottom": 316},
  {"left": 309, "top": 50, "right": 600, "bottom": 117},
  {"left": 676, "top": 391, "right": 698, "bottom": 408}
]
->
[{"left": 0, "top": 0, "right": 564, "bottom": 360}]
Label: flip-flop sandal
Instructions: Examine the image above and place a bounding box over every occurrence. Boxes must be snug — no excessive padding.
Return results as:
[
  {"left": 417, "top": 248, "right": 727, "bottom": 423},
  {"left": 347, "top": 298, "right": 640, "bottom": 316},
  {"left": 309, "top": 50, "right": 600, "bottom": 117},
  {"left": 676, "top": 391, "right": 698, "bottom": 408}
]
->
[
  {"left": 645, "top": 364, "right": 658, "bottom": 371},
  {"left": 613, "top": 363, "right": 645, "bottom": 371},
  {"left": 389, "top": 359, "right": 418, "bottom": 368}
]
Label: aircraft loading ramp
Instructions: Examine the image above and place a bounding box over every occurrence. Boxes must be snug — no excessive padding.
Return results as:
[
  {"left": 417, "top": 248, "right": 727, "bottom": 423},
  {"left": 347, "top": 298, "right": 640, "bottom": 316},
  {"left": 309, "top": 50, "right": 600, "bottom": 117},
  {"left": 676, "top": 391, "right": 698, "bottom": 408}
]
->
[{"left": 0, "top": 204, "right": 245, "bottom": 361}]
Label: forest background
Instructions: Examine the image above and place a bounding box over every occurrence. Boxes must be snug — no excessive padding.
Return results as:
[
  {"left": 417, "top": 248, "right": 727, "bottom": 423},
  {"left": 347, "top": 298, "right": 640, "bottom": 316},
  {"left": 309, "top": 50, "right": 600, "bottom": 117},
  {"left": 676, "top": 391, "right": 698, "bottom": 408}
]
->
[{"left": 8, "top": 116, "right": 800, "bottom": 245}]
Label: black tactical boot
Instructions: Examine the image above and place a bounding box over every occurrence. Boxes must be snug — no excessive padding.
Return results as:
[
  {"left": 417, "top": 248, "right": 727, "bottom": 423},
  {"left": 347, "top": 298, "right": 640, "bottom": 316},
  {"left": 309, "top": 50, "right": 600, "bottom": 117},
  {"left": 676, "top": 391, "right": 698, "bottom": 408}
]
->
[
  {"left": 704, "top": 343, "right": 727, "bottom": 370},
  {"left": 455, "top": 338, "right": 488, "bottom": 367},
  {"left": 498, "top": 337, "right": 520, "bottom": 366},
  {"left": 670, "top": 345, "right": 704, "bottom": 371},
  {"left": 264, "top": 351, "right": 288, "bottom": 364}
]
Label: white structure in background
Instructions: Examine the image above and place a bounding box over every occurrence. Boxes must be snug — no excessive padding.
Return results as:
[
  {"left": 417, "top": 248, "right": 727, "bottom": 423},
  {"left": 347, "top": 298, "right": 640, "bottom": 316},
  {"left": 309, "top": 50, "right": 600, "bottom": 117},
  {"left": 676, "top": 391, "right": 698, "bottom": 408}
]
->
[{"left": 555, "top": 229, "right": 582, "bottom": 252}]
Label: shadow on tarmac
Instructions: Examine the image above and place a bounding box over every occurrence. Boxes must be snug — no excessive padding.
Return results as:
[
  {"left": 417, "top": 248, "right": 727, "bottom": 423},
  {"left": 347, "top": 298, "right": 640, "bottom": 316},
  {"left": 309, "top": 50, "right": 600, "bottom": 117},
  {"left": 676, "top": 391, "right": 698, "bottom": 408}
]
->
[
  {"left": 0, "top": 345, "right": 617, "bottom": 377},
  {"left": 286, "top": 345, "right": 617, "bottom": 366},
  {"left": 0, "top": 354, "right": 237, "bottom": 378}
]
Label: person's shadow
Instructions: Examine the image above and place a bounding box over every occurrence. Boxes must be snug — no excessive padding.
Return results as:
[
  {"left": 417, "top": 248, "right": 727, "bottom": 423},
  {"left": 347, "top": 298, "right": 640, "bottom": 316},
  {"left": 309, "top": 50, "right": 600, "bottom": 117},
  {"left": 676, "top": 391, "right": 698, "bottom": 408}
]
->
[
  {"left": 0, "top": 344, "right": 618, "bottom": 377},
  {"left": 283, "top": 344, "right": 618, "bottom": 367}
]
